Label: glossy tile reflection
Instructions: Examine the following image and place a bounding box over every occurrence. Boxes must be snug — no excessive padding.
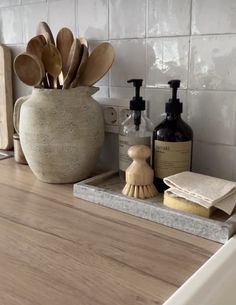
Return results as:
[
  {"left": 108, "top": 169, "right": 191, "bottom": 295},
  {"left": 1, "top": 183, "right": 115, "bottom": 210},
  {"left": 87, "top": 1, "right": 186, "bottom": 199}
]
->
[
  {"left": 110, "top": 39, "right": 146, "bottom": 87},
  {"left": 192, "top": 0, "right": 236, "bottom": 34},
  {"left": 147, "top": 0, "right": 191, "bottom": 37},
  {"left": 77, "top": 0, "right": 108, "bottom": 40},
  {"left": 190, "top": 35, "right": 236, "bottom": 90},
  {"left": 146, "top": 37, "right": 189, "bottom": 88},
  {"left": 110, "top": 0, "right": 146, "bottom": 39}
]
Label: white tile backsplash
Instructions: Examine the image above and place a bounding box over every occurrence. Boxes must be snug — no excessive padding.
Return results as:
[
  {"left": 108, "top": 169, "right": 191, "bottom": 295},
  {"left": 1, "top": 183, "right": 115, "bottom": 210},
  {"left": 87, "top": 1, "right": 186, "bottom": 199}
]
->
[
  {"left": 77, "top": 0, "right": 108, "bottom": 40},
  {"left": 109, "top": 0, "right": 146, "bottom": 39},
  {"left": 0, "top": 6, "right": 23, "bottom": 44},
  {"left": 109, "top": 39, "right": 146, "bottom": 87},
  {"left": 22, "top": 2, "right": 48, "bottom": 43},
  {"left": 192, "top": 0, "right": 236, "bottom": 35},
  {"left": 188, "top": 90, "right": 236, "bottom": 145},
  {"left": 48, "top": 0, "right": 76, "bottom": 38},
  {"left": 146, "top": 37, "right": 189, "bottom": 88},
  {"left": 3, "top": 0, "right": 236, "bottom": 179},
  {"left": 0, "top": 0, "right": 20, "bottom": 7},
  {"left": 147, "top": 0, "right": 191, "bottom": 37},
  {"left": 189, "top": 35, "right": 236, "bottom": 90}
]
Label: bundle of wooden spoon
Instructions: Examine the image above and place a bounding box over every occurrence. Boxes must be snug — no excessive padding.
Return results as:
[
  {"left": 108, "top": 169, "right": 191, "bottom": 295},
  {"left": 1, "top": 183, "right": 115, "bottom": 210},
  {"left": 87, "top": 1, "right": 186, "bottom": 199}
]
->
[{"left": 14, "top": 22, "right": 115, "bottom": 89}]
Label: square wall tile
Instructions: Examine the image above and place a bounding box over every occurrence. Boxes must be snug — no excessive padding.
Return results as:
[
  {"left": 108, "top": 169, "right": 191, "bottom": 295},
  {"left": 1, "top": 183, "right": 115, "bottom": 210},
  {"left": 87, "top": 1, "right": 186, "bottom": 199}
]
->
[
  {"left": 146, "top": 37, "right": 189, "bottom": 89},
  {"left": 0, "top": 6, "right": 23, "bottom": 44},
  {"left": 192, "top": 0, "right": 236, "bottom": 35},
  {"left": 189, "top": 35, "right": 236, "bottom": 90},
  {"left": 22, "top": 2, "right": 48, "bottom": 43},
  {"left": 48, "top": 0, "right": 76, "bottom": 39},
  {"left": 192, "top": 141, "right": 234, "bottom": 180},
  {"left": 77, "top": 0, "right": 108, "bottom": 40},
  {"left": 109, "top": 0, "right": 146, "bottom": 39},
  {"left": 188, "top": 90, "right": 236, "bottom": 145},
  {"left": 146, "top": 88, "right": 187, "bottom": 126},
  {"left": 147, "top": 0, "right": 191, "bottom": 37},
  {"left": 110, "top": 39, "right": 146, "bottom": 87},
  {"left": 0, "top": 0, "right": 20, "bottom": 7}
]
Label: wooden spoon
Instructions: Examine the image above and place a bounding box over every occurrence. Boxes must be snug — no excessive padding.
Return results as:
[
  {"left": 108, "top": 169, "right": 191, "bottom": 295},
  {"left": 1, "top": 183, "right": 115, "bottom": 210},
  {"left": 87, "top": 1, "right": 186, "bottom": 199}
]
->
[
  {"left": 63, "top": 38, "right": 82, "bottom": 89},
  {"left": 14, "top": 52, "right": 45, "bottom": 87},
  {"left": 36, "top": 21, "right": 55, "bottom": 45},
  {"left": 41, "top": 43, "right": 62, "bottom": 88},
  {"left": 77, "top": 42, "right": 115, "bottom": 86},
  {"left": 26, "top": 35, "right": 49, "bottom": 88},
  {"left": 56, "top": 27, "right": 74, "bottom": 78},
  {"left": 70, "top": 44, "right": 89, "bottom": 88},
  {"left": 26, "top": 35, "right": 47, "bottom": 59}
]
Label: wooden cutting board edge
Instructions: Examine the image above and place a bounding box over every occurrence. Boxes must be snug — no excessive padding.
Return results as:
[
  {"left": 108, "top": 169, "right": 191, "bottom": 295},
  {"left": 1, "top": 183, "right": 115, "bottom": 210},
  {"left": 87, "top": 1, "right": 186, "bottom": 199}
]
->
[{"left": 0, "top": 44, "right": 13, "bottom": 150}]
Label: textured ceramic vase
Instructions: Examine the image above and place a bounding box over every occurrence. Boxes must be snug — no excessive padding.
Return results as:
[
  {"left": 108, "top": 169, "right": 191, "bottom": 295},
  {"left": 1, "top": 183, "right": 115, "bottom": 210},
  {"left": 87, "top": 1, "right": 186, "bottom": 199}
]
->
[{"left": 13, "top": 87, "right": 104, "bottom": 183}]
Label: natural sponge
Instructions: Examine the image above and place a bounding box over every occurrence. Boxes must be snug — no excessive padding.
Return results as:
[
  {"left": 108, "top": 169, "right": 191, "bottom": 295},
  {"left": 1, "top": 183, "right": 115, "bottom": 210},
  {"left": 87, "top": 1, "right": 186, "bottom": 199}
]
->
[{"left": 163, "top": 192, "right": 215, "bottom": 218}]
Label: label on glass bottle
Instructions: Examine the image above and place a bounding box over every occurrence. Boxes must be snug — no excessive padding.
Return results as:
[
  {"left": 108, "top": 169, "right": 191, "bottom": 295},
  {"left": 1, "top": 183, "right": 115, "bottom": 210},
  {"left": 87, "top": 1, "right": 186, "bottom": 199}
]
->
[
  {"left": 154, "top": 140, "right": 192, "bottom": 179},
  {"left": 119, "top": 135, "right": 151, "bottom": 171}
]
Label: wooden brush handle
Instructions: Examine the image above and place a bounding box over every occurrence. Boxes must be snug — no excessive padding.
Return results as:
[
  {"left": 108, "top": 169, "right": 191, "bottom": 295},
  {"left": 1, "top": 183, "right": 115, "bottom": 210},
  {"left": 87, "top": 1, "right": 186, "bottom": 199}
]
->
[
  {"left": 128, "top": 145, "right": 150, "bottom": 162},
  {"left": 126, "top": 145, "right": 154, "bottom": 186}
]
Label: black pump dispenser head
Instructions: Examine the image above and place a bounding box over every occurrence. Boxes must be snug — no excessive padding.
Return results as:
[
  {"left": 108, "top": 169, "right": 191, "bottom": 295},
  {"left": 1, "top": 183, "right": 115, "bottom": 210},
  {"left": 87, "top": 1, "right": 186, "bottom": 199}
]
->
[
  {"left": 165, "top": 79, "right": 183, "bottom": 114},
  {"left": 127, "top": 79, "right": 145, "bottom": 111},
  {"left": 127, "top": 79, "right": 145, "bottom": 131}
]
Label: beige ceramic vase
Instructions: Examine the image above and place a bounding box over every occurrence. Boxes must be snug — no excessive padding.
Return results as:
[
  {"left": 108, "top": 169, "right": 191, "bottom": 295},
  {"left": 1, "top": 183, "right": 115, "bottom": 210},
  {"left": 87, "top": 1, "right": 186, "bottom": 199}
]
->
[{"left": 13, "top": 87, "right": 104, "bottom": 183}]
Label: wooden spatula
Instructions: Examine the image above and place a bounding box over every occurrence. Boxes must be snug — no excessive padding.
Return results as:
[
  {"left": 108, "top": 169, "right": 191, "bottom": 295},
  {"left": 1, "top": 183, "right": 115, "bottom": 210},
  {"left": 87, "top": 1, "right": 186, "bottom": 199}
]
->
[{"left": 77, "top": 42, "right": 115, "bottom": 86}]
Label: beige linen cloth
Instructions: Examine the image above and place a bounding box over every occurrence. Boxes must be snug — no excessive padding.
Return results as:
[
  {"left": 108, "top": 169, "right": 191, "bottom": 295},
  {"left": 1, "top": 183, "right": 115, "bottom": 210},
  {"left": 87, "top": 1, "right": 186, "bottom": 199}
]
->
[{"left": 164, "top": 171, "right": 236, "bottom": 215}]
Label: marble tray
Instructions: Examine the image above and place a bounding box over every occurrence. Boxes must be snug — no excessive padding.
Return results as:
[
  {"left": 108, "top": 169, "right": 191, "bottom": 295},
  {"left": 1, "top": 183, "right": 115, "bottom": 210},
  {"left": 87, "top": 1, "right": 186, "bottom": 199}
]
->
[{"left": 73, "top": 171, "right": 236, "bottom": 244}]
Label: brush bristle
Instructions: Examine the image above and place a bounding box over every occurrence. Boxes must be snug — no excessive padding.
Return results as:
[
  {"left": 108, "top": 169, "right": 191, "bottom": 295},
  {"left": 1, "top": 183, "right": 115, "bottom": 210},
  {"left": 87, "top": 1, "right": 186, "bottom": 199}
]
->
[{"left": 122, "top": 183, "right": 158, "bottom": 199}]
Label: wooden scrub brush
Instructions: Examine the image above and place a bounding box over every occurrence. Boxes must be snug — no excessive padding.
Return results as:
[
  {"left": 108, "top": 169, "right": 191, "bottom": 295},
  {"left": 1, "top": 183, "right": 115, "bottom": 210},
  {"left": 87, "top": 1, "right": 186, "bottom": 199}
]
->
[{"left": 122, "top": 145, "right": 158, "bottom": 199}]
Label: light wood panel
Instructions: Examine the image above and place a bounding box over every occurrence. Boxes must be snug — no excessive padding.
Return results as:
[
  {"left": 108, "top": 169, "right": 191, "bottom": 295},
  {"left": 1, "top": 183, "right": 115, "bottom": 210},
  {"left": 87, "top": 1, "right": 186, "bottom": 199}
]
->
[
  {"left": 0, "top": 45, "right": 13, "bottom": 149},
  {"left": 0, "top": 158, "right": 221, "bottom": 305}
]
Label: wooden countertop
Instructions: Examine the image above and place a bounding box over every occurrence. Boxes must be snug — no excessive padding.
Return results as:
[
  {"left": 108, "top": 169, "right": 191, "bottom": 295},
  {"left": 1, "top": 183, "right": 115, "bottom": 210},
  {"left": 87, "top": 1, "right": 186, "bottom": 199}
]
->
[{"left": 0, "top": 158, "right": 221, "bottom": 305}]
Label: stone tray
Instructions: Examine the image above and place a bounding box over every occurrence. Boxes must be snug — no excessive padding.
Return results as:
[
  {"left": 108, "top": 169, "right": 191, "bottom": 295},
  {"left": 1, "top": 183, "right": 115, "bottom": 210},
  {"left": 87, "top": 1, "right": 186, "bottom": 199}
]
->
[{"left": 73, "top": 171, "right": 236, "bottom": 244}]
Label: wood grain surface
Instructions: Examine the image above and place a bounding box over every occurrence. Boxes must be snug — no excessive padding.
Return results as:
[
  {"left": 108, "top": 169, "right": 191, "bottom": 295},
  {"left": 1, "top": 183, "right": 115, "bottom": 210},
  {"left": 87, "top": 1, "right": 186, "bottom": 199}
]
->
[
  {"left": 0, "top": 45, "right": 13, "bottom": 150},
  {"left": 0, "top": 158, "right": 221, "bottom": 305}
]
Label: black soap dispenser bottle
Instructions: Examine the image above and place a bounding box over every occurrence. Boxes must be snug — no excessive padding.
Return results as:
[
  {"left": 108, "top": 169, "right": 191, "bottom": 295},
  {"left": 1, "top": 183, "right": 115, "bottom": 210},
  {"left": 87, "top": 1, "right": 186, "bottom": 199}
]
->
[
  {"left": 119, "top": 79, "right": 154, "bottom": 179},
  {"left": 152, "top": 80, "right": 193, "bottom": 192}
]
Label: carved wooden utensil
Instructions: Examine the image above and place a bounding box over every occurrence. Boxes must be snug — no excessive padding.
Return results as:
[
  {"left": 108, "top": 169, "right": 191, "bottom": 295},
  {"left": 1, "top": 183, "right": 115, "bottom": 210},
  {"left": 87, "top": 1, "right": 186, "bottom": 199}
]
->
[
  {"left": 36, "top": 21, "right": 55, "bottom": 45},
  {"left": 26, "top": 35, "right": 49, "bottom": 87},
  {"left": 14, "top": 52, "right": 45, "bottom": 87},
  {"left": 41, "top": 43, "right": 62, "bottom": 89},
  {"left": 26, "top": 35, "right": 47, "bottom": 59},
  {"left": 63, "top": 38, "right": 82, "bottom": 89},
  {"left": 70, "top": 44, "right": 89, "bottom": 88},
  {"left": 56, "top": 27, "right": 74, "bottom": 80},
  {"left": 77, "top": 42, "right": 114, "bottom": 86}
]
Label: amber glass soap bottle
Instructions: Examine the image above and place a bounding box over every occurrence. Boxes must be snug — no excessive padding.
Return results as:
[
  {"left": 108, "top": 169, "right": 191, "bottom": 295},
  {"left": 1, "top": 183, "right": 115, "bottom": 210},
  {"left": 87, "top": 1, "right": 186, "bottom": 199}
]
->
[{"left": 152, "top": 80, "right": 193, "bottom": 192}]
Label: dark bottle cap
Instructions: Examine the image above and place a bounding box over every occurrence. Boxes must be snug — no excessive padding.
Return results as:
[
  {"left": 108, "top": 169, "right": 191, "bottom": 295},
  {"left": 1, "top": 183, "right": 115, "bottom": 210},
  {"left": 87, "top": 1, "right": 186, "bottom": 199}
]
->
[
  {"left": 165, "top": 79, "right": 183, "bottom": 114},
  {"left": 127, "top": 79, "right": 145, "bottom": 111}
]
